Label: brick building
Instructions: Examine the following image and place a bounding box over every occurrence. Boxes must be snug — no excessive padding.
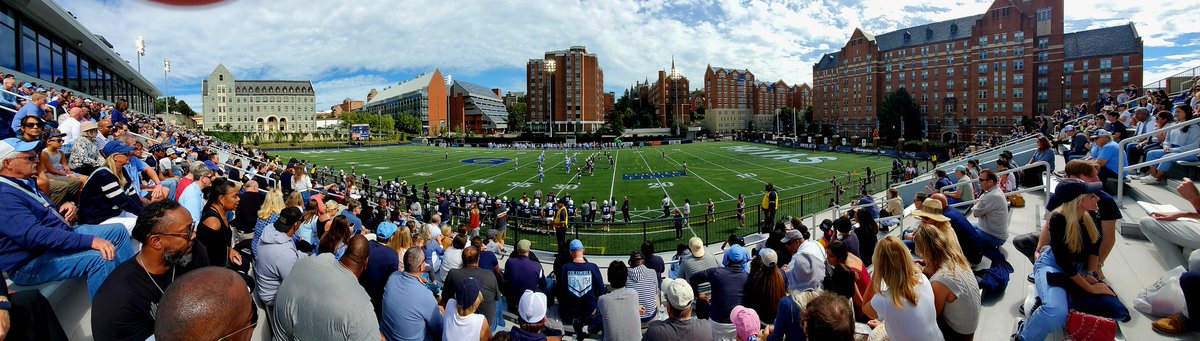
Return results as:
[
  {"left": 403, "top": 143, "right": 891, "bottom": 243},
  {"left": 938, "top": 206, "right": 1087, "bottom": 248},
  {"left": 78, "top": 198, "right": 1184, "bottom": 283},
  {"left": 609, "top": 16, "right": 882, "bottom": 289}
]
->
[
  {"left": 635, "top": 62, "right": 691, "bottom": 127},
  {"left": 526, "top": 46, "right": 606, "bottom": 136},
  {"left": 448, "top": 80, "right": 508, "bottom": 134},
  {"left": 812, "top": 0, "right": 1142, "bottom": 142},
  {"left": 362, "top": 69, "right": 448, "bottom": 136},
  {"left": 792, "top": 83, "right": 812, "bottom": 109},
  {"left": 329, "top": 98, "right": 363, "bottom": 117}
]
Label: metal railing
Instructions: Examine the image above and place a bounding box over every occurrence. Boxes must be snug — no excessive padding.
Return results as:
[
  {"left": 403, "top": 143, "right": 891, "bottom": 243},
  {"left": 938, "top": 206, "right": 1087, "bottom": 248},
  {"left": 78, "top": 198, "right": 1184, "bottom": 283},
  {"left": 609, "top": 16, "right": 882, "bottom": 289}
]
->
[{"left": 1116, "top": 117, "right": 1200, "bottom": 202}]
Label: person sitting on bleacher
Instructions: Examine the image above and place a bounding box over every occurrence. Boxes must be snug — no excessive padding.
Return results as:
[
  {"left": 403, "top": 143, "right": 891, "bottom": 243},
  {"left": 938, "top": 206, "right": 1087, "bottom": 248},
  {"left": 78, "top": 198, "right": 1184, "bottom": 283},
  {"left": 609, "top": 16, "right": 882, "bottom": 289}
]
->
[
  {"left": 1015, "top": 179, "right": 1130, "bottom": 341},
  {"left": 1083, "top": 129, "right": 1121, "bottom": 185},
  {"left": 1125, "top": 108, "right": 1160, "bottom": 168},
  {"left": 973, "top": 169, "right": 1010, "bottom": 256},
  {"left": 928, "top": 193, "right": 985, "bottom": 265},
  {"left": 1015, "top": 160, "right": 1122, "bottom": 270},
  {"left": 78, "top": 141, "right": 158, "bottom": 232},
  {"left": 1062, "top": 125, "right": 1089, "bottom": 162},
  {"left": 1136, "top": 104, "right": 1200, "bottom": 186},
  {"left": 91, "top": 200, "right": 208, "bottom": 341},
  {"left": 0, "top": 137, "right": 134, "bottom": 299},
  {"left": 943, "top": 166, "right": 975, "bottom": 206},
  {"left": 913, "top": 222, "right": 981, "bottom": 340},
  {"left": 1139, "top": 177, "right": 1200, "bottom": 271}
]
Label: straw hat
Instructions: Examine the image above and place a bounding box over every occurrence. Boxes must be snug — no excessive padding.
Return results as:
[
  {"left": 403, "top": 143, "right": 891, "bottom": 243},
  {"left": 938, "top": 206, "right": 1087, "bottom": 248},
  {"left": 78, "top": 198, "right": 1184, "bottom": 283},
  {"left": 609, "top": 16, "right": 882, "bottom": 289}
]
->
[{"left": 912, "top": 198, "right": 950, "bottom": 222}]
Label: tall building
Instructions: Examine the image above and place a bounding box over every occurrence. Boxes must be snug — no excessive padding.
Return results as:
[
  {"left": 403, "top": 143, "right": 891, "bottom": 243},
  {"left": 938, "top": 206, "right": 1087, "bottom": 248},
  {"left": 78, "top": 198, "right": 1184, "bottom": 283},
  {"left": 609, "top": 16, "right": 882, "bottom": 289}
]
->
[
  {"left": 202, "top": 64, "right": 317, "bottom": 133},
  {"left": 525, "top": 46, "right": 606, "bottom": 136},
  {"left": 330, "top": 98, "right": 363, "bottom": 117},
  {"left": 644, "top": 61, "right": 690, "bottom": 127},
  {"left": 792, "top": 83, "right": 812, "bottom": 109},
  {"left": 0, "top": 1, "right": 160, "bottom": 113},
  {"left": 362, "top": 69, "right": 448, "bottom": 136},
  {"left": 448, "top": 80, "right": 508, "bottom": 134},
  {"left": 812, "top": 0, "right": 1143, "bottom": 140},
  {"left": 703, "top": 66, "right": 755, "bottom": 133}
]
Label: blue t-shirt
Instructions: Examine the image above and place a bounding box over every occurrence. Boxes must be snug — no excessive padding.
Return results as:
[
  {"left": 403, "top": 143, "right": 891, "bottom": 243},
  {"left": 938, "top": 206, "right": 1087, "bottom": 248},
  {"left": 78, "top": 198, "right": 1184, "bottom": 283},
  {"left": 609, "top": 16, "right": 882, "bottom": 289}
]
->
[
  {"left": 11, "top": 103, "right": 43, "bottom": 133},
  {"left": 1095, "top": 141, "right": 1121, "bottom": 174},
  {"left": 361, "top": 241, "right": 399, "bottom": 321},
  {"left": 503, "top": 256, "right": 542, "bottom": 308},
  {"left": 478, "top": 250, "right": 499, "bottom": 272},
  {"left": 381, "top": 272, "right": 443, "bottom": 341}
]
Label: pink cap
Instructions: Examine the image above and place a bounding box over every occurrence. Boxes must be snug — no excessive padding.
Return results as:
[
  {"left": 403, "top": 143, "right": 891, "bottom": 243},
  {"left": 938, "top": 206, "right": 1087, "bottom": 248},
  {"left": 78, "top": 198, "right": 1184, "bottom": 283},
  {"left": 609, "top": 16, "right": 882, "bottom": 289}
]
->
[{"left": 731, "top": 305, "right": 761, "bottom": 341}]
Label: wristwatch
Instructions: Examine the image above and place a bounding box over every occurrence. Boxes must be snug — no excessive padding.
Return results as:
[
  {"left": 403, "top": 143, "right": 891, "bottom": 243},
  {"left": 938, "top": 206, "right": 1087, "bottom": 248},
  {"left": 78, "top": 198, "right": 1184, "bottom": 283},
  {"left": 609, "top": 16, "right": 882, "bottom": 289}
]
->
[{"left": 0, "top": 297, "right": 10, "bottom": 311}]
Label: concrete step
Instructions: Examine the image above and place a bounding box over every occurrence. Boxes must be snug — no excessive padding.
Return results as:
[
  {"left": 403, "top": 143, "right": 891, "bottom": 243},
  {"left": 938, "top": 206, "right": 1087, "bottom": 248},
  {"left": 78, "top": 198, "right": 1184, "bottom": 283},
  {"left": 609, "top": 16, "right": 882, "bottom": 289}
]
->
[
  {"left": 1117, "top": 195, "right": 1150, "bottom": 240},
  {"left": 1122, "top": 177, "right": 1195, "bottom": 214}
]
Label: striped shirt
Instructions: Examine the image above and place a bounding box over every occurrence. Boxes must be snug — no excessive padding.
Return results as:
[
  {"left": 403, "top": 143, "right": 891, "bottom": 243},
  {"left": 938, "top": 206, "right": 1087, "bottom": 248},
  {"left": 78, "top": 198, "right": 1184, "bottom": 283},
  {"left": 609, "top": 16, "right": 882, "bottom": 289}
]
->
[{"left": 626, "top": 265, "right": 660, "bottom": 322}]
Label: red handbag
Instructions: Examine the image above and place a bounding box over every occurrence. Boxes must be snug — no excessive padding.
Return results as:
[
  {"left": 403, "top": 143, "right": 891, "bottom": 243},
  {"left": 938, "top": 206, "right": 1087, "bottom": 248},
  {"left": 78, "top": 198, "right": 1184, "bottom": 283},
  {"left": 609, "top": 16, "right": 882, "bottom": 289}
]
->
[{"left": 1065, "top": 309, "right": 1118, "bottom": 341}]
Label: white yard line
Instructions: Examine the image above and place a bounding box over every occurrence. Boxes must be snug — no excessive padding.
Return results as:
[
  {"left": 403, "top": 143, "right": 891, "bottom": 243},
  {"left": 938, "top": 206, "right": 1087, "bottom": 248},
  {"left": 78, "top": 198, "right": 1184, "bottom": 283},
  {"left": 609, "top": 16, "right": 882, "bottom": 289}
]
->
[
  {"left": 662, "top": 154, "right": 735, "bottom": 199},
  {"left": 677, "top": 149, "right": 768, "bottom": 185},
  {"left": 635, "top": 151, "right": 697, "bottom": 238},
  {"left": 691, "top": 145, "right": 828, "bottom": 182},
  {"left": 608, "top": 149, "right": 619, "bottom": 202},
  {"left": 496, "top": 157, "right": 568, "bottom": 197}
]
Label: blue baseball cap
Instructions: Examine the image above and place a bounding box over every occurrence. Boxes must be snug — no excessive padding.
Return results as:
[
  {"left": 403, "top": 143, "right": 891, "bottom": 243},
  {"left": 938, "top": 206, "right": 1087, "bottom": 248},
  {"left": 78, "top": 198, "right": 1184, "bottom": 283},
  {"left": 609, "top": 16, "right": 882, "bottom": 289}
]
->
[
  {"left": 101, "top": 141, "right": 135, "bottom": 157},
  {"left": 569, "top": 239, "right": 584, "bottom": 252},
  {"left": 376, "top": 222, "right": 398, "bottom": 240},
  {"left": 456, "top": 277, "right": 483, "bottom": 306},
  {"left": 0, "top": 138, "right": 39, "bottom": 159},
  {"left": 723, "top": 245, "right": 749, "bottom": 265}
]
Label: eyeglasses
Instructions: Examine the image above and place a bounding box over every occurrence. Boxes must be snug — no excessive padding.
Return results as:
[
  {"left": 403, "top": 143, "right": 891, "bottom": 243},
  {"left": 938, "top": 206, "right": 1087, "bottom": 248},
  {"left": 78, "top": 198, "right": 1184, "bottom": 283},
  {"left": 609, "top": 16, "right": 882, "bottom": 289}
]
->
[
  {"left": 216, "top": 297, "right": 258, "bottom": 341},
  {"left": 22, "top": 122, "right": 40, "bottom": 128},
  {"left": 21, "top": 154, "right": 38, "bottom": 162},
  {"left": 154, "top": 224, "right": 197, "bottom": 240}
]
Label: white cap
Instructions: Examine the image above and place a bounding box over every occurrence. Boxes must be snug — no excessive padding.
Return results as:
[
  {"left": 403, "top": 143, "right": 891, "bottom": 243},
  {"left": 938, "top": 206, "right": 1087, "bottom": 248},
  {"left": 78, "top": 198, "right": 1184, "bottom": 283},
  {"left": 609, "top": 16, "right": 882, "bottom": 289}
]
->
[
  {"left": 661, "top": 278, "right": 695, "bottom": 310},
  {"left": 518, "top": 290, "right": 547, "bottom": 323}
]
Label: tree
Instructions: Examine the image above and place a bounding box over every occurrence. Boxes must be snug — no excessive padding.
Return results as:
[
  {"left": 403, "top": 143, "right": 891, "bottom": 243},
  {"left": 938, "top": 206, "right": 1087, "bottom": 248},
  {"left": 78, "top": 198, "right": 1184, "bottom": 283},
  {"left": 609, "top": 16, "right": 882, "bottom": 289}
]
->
[
  {"left": 691, "top": 105, "right": 706, "bottom": 123},
  {"left": 506, "top": 101, "right": 529, "bottom": 133},
  {"left": 393, "top": 113, "right": 422, "bottom": 134},
  {"left": 778, "top": 107, "right": 797, "bottom": 134},
  {"left": 877, "top": 88, "right": 922, "bottom": 143},
  {"left": 154, "top": 97, "right": 197, "bottom": 116},
  {"left": 606, "top": 107, "right": 624, "bottom": 136}
]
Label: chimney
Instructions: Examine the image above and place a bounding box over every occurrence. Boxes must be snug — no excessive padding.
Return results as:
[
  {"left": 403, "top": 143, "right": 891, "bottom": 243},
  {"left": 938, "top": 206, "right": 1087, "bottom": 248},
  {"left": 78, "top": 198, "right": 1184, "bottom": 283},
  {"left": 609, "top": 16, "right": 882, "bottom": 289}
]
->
[{"left": 492, "top": 88, "right": 502, "bottom": 98}]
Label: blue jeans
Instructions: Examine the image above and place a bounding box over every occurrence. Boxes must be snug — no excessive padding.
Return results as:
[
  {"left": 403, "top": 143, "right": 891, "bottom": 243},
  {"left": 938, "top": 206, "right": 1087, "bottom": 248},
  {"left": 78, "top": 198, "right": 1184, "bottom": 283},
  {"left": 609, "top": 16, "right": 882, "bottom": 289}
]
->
[
  {"left": 7, "top": 224, "right": 134, "bottom": 300},
  {"left": 1021, "top": 248, "right": 1130, "bottom": 340},
  {"left": 159, "top": 178, "right": 179, "bottom": 202},
  {"left": 1146, "top": 149, "right": 1200, "bottom": 172}
]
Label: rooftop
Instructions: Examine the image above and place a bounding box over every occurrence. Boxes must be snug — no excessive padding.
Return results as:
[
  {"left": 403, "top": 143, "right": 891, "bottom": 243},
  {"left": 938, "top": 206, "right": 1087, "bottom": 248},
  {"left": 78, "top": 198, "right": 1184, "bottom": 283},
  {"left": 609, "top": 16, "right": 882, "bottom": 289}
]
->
[{"left": 1063, "top": 23, "right": 1143, "bottom": 60}]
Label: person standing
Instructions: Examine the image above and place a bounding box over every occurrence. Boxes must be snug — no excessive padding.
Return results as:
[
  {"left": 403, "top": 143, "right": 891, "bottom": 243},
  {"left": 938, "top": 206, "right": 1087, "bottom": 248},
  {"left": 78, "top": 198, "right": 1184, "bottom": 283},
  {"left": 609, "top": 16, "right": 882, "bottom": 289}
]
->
[
  {"left": 761, "top": 184, "right": 778, "bottom": 233},
  {"left": 556, "top": 240, "right": 605, "bottom": 338},
  {"left": 553, "top": 200, "right": 569, "bottom": 248},
  {"left": 621, "top": 196, "right": 631, "bottom": 223}
]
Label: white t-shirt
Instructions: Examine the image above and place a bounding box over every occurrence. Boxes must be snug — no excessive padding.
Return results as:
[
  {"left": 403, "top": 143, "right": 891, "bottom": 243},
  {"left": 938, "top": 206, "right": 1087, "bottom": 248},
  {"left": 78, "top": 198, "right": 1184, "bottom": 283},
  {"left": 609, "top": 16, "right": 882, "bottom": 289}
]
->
[
  {"left": 59, "top": 116, "right": 81, "bottom": 146},
  {"left": 442, "top": 299, "right": 485, "bottom": 341},
  {"left": 869, "top": 274, "right": 944, "bottom": 341}
]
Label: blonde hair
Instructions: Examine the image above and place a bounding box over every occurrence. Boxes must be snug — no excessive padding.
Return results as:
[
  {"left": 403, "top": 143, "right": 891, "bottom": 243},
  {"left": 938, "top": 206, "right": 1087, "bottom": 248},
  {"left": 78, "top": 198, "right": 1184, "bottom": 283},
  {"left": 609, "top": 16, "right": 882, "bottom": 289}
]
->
[
  {"left": 104, "top": 154, "right": 128, "bottom": 187},
  {"left": 913, "top": 224, "right": 971, "bottom": 275},
  {"left": 258, "top": 188, "right": 285, "bottom": 220},
  {"left": 388, "top": 227, "right": 412, "bottom": 253},
  {"left": 324, "top": 200, "right": 341, "bottom": 215},
  {"left": 285, "top": 191, "right": 303, "bottom": 209},
  {"left": 1053, "top": 196, "right": 1100, "bottom": 253},
  {"left": 871, "top": 237, "right": 922, "bottom": 309}
]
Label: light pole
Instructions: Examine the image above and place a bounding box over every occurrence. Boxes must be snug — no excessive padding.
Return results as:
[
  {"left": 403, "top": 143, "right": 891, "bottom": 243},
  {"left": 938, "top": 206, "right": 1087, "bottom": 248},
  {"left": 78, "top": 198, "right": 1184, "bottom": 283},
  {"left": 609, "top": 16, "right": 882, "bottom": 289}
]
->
[
  {"left": 668, "top": 64, "right": 681, "bottom": 135},
  {"left": 544, "top": 59, "right": 556, "bottom": 137},
  {"left": 163, "top": 58, "right": 171, "bottom": 116},
  {"left": 136, "top": 36, "right": 145, "bottom": 74}
]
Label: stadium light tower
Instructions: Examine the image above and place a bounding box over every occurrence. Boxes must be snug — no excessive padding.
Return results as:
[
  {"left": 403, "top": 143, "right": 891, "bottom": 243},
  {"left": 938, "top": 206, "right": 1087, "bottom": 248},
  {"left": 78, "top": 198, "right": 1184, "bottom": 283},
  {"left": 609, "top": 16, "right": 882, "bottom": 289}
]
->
[
  {"left": 135, "top": 36, "right": 145, "bottom": 73},
  {"left": 544, "top": 59, "right": 556, "bottom": 137},
  {"left": 163, "top": 58, "right": 171, "bottom": 115}
]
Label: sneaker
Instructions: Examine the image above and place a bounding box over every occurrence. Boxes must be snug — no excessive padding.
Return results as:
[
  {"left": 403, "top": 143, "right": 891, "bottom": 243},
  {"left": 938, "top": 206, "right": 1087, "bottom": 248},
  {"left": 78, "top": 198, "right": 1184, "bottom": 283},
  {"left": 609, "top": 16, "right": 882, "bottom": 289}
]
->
[
  {"left": 1011, "top": 319, "right": 1025, "bottom": 341},
  {"left": 1153, "top": 315, "right": 1187, "bottom": 335}
]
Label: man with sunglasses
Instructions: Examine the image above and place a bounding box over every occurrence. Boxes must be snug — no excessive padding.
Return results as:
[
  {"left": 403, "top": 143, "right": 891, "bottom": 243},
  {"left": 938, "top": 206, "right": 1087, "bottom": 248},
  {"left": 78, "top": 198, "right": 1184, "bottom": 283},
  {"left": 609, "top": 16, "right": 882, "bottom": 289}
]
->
[
  {"left": 92, "top": 200, "right": 208, "bottom": 341},
  {"left": 0, "top": 137, "right": 134, "bottom": 300},
  {"left": 9, "top": 92, "right": 47, "bottom": 137}
]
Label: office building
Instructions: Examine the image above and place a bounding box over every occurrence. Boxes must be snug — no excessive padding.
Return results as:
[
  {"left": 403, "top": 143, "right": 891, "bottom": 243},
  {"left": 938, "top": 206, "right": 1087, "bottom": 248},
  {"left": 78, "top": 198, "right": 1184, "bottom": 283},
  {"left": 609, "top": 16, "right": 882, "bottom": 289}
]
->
[
  {"left": 362, "top": 69, "right": 448, "bottom": 136},
  {"left": 525, "top": 46, "right": 606, "bottom": 136},
  {"left": 202, "top": 64, "right": 317, "bottom": 133},
  {"left": 448, "top": 80, "right": 508, "bottom": 134}
]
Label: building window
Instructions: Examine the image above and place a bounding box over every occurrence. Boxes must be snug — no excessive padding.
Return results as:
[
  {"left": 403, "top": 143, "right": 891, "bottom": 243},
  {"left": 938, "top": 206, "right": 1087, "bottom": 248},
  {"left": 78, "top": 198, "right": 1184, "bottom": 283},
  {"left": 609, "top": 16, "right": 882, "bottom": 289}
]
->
[
  {"left": 1014, "top": 103, "right": 1024, "bottom": 113},
  {"left": 1063, "top": 62, "right": 1074, "bottom": 73},
  {"left": 1037, "top": 52, "right": 1049, "bottom": 62},
  {"left": 1037, "top": 8, "right": 1052, "bottom": 21},
  {"left": 1014, "top": 88, "right": 1024, "bottom": 98},
  {"left": 1100, "top": 58, "right": 1112, "bottom": 70},
  {"left": 1013, "top": 74, "right": 1024, "bottom": 85},
  {"left": 1123, "top": 71, "right": 1130, "bottom": 83},
  {"left": 1065, "top": 89, "right": 1071, "bottom": 99},
  {"left": 1083, "top": 75, "right": 1089, "bottom": 85},
  {"left": 1014, "top": 61, "right": 1024, "bottom": 71},
  {"left": 1015, "top": 47, "right": 1024, "bottom": 56},
  {"left": 1015, "top": 31, "right": 1025, "bottom": 42},
  {"left": 1064, "top": 76, "right": 1072, "bottom": 86},
  {"left": 1123, "top": 56, "right": 1130, "bottom": 67},
  {"left": 1082, "top": 89, "right": 1089, "bottom": 99},
  {"left": 978, "top": 77, "right": 987, "bottom": 86},
  {"left": 1038, "top": 37, "right": 1049, "bottom": 48},
  {"left": 1082, "top": 61, "right": 1089, "bottom": 70},
  {"left": 1038, "top": 65, "right": 1049, "bottom": 75},
  {"left": 1100, "top": 73, "right": 1112, "bottom": 84},
  {"left": 979, "top": 64, "right": 988, "bottom": 73}
]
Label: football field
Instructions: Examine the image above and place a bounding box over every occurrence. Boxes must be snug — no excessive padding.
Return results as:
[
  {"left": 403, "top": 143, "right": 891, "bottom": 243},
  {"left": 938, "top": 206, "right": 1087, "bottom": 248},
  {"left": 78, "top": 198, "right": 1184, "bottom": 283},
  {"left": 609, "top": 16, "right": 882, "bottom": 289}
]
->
[
  {"left": 275, "top": 141, "right": 890, "bottom": 216},
  {"left": 272, "top": 141, "right": 894, "bottom": 254}
]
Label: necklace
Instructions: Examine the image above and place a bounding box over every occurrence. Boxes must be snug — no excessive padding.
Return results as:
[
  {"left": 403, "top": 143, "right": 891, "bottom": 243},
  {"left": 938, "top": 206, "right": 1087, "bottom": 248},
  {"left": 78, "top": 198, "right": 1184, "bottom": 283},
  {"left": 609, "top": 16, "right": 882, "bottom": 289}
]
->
[{"left": 136, "top": 252, "right": 176, "bottom": 295}]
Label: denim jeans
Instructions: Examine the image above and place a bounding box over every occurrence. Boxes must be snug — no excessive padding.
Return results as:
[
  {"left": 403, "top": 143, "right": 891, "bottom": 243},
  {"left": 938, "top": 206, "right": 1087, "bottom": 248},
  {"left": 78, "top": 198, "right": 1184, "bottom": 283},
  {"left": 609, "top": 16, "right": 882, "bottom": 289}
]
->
[
  {"left": 1021, "top": 248, "right": 1131, "bottom": 340},
  {"left": 1146, "top": 149, "right": 1200, "bottom": 172},
  {"left": 7, "top": 223, "right": 134, "bottom": 300},
  {"left": 159, "top": 178, "right": 179, "bottom": 203}
]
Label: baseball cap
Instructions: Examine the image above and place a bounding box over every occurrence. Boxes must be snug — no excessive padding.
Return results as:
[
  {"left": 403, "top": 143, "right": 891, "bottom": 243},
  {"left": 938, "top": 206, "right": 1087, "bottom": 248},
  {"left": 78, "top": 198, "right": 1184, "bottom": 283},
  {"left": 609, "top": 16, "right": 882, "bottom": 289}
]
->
[
  {"left": 455, "top": 277, "right": 483, "bottom": 306},
  {"left": 785, "top": 252, "right": 826, "bottom": 291},
  {"left": 274, "top": 207, "right": 303, "bottom": 233},
  {"left": 486, "top": 229, "right": 499, "bottom": 241},
  {"left": 661, "top": 278, "right": 695, "bottom": 310},
  {"left": 376, "top": 222, "right": 398, "bottom": 240},
  {"left": 781, "top": 229, "right": 805, "bottom": 243},
  {"left": 518, "top": 290, "right": 547, "bottom": 324},
  {"left": 1063, "top": 125, "right": 1076, "bottom": 132},
  {"left": 0, "top": 138, "right": 39, "bottom": 160},
  {"left": 568, "top": 239, "right": 584, "bottom": 252},
  {"left": 1090, "top": 129, "right": 1112, "bottom": 139},
  {"left": 953, "top": 165, "right": 968, "bottom": 173},
  {"left": 731, "top": 306, "right": 762, "bottom": 341},
  {"left": 21, "top": 83, "right": 31, "bottom": 89},
  {"left": 688, "top": 237, "right": 706, "bottom": 258},
  {"left": 759, "top": 248, "right": 779, "bottom": 267},
  {"left": 629, "top": 251, "right": 644, "bottom": 263},
  {"left": 80, "top": 121, "right": 98, "bottom": 132},
  {"left": 516, "top": 239, "right": 531, "bottom": 253},
  {"left": 101, "top": 141, "right": 135, "bottom": 157},
  {"left": 1046, "top": 178, "right": 1104, "bottom": 211},
  {"left": 723, "top": 245, "right": 749, "bottom": 265},
  {"left": 47, "top": 131, "right": 66, "bottom": 139}
]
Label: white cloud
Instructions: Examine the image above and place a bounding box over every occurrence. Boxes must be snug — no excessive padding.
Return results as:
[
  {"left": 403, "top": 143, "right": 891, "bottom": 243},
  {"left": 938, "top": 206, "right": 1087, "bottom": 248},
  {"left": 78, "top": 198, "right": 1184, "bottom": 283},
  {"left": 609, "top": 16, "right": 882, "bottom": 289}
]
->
[{"left": 56, "top": 0, "right": 1195, "bottom": 111}]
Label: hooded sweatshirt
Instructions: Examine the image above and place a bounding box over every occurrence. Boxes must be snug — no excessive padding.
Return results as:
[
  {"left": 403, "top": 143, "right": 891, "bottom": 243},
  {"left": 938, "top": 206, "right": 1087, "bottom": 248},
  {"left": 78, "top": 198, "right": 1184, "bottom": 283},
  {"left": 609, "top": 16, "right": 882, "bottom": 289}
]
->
[{"left": 255, "top": 227, "right": 306, "bottom": 307}]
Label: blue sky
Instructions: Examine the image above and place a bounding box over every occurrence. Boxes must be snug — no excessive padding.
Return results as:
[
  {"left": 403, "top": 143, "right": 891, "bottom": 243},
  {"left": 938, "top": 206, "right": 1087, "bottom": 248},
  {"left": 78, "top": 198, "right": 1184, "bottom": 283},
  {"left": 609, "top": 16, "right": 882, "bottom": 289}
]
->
[{"left": 60, "top": 0, "right": 1200, "bottom": 112}]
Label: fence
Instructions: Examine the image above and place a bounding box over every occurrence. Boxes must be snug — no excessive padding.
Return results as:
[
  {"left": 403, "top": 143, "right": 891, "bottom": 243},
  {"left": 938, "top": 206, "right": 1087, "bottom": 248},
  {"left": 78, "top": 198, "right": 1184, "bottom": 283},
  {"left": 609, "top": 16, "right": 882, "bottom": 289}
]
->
[{"left": 308, "top": 167, "right": 893, "bottom": 255}]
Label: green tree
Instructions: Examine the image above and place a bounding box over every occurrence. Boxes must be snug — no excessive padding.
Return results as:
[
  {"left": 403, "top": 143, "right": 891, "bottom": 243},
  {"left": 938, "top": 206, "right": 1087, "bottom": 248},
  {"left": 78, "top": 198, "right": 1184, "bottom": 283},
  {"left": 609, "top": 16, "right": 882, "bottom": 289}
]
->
[
  {"left": 506, "top": 101, "right": 529, "bottom": 133},
  {"left": 393, "top": 113, "right": 422, "bottom": 134},
  {"left": 607, "top": 107, "right": 624, "bottom": 136},
  {"left": 691, "top": 105, "right": 705, "bottom": 123},
  {"left": 154, "top": 97, "right": 198, "bottom": 116},
  {"left": 877, "top": 88, "right": 922, "bottom": 143},
  {"left": 778, "top": 107, "right": 796, "bottom": 134}
]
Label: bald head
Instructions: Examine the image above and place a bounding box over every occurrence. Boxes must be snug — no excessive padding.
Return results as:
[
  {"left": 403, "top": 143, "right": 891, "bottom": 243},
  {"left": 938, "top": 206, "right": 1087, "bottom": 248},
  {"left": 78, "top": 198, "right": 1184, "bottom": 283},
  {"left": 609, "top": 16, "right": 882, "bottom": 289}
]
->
[
  {"left": 930, "top": 193, "right": 949, "bottom": 208},
  {"left": 154, "top": 267, "right": 253, "bottom": 341},
  {"left": 340, "top": 234, "right": 371, "bottom": 277},
  {"left": 244, "top": 179, "right": 259, "bottom": 192}
]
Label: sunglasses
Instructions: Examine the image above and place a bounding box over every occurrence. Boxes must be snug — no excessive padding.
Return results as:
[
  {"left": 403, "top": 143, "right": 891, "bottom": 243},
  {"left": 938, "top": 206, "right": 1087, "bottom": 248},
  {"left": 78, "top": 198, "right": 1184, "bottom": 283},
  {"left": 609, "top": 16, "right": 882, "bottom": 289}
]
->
[
  {"left": 22, "top": 122, "right": 41, "bottom": 128},
  {"left": 216, "top": 293, "right": 258, "bottom": 341}
]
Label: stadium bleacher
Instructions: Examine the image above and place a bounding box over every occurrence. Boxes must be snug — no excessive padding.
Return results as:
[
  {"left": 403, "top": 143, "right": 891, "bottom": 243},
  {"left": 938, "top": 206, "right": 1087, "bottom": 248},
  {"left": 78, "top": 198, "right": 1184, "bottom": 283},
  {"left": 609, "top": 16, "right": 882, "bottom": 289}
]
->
[{"left": 4, "top": 67, "right": 1200, "bottom": 341}]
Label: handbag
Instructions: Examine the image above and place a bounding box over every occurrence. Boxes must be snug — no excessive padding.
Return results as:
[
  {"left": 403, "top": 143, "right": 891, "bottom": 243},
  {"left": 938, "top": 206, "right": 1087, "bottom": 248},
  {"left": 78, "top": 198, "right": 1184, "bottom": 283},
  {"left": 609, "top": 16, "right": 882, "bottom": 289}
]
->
[
  {"left": 1064, "top": 309, "right": 1117, "bottom": 341},
  {"left": 1007, "top": 193, "right": 1026, "bottom": 207}
]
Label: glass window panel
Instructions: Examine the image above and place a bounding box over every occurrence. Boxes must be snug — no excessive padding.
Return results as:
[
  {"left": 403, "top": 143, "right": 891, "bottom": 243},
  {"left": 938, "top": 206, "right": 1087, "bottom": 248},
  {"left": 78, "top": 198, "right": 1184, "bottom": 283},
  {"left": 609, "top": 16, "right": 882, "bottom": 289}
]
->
[
  {"left": 38, "top": 41, "right": 51, "bottom": 82},
  {"left": 0, "top": 10, "right": 14, "bottom": 70},
  {"left": 66, "top": 50, "right": 78, "bottom": 89},
  {"left": 20, "top": 35, "right": 35, "bottom": 76}
]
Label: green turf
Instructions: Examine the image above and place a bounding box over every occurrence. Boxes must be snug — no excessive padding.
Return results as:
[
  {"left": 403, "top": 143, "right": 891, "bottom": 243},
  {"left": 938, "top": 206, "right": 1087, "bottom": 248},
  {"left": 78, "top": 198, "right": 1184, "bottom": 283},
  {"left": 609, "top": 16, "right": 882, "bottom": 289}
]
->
[{"left": 272, "top": 141, "right": 895, "bottom": 254}]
